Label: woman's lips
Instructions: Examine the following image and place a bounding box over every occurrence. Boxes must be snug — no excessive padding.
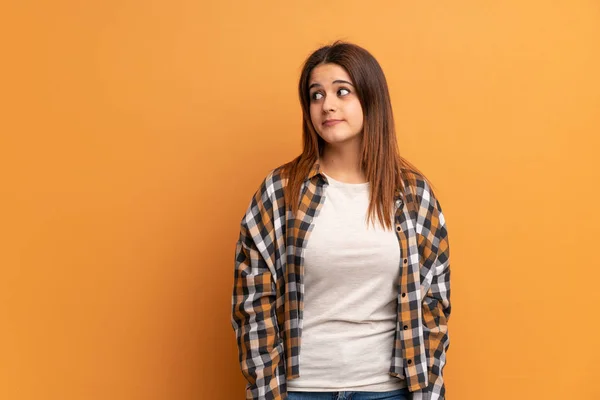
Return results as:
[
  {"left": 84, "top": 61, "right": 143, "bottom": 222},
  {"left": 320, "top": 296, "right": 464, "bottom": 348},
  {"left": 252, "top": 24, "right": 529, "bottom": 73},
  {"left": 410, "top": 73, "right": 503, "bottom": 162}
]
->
[{"left": 323, "top": 119, "right": 343, "bottom": 127}]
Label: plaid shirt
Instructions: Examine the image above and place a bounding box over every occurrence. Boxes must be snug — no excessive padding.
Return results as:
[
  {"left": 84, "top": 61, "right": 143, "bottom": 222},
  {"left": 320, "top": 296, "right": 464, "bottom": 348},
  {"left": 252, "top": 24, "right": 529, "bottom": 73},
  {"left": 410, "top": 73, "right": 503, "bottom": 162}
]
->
[{"left": 231, "top": 160, "right": 451, "bottom": 400}]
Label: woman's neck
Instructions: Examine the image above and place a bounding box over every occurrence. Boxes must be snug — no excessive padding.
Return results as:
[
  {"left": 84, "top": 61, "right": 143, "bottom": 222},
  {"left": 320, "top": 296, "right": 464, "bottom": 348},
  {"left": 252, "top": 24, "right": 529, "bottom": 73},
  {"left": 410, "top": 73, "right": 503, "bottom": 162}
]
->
[{"left": 319, "top": 141, "right": 367, "bottom": 184}]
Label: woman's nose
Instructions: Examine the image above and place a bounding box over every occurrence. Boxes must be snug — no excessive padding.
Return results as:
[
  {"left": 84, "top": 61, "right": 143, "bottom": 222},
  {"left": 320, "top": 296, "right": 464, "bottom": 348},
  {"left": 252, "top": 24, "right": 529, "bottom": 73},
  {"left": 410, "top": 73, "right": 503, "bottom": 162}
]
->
[{"left": 322, "top": 93, "right": 337, "bottom": 112}]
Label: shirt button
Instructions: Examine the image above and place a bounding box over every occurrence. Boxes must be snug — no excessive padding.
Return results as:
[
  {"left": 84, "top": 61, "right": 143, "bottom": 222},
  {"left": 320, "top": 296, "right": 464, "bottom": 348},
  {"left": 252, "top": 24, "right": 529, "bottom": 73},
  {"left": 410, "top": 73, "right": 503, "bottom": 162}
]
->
[
  {"left": 407, "top": 359, "right": 412, "bottom": 365},
  {"left": 403, "top": 325, "right": 408, "bottom": 330},
  {"left": 403, "top": 258, "right": 408, "bottom": 264},
  {"left": 401, "top": 293, "right": 406, "bottom": 297},
  {"left": 395, "top": 199, "right": 403, "bottom": 208},
  {"left": 396, "top": 225, "right": 402, "bottom": 232}
]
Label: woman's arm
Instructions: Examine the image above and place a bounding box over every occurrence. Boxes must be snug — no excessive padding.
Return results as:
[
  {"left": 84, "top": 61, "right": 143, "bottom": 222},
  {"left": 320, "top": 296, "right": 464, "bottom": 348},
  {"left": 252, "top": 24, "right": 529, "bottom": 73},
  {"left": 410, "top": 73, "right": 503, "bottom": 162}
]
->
[
  {"left": 231, "top": 179, "right": 287, "bottom": 400},
  {"left": 414, "top": 183, "right": 451, "bottom": 400}
]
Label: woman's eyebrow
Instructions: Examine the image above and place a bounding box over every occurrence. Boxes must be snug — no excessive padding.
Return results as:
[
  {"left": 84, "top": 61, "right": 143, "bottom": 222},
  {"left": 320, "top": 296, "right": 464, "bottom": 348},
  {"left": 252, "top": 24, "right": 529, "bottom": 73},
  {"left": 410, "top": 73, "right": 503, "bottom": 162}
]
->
[
  {"left": 309, "top": 80, "right": 355, "bottom": 90},
  {"left": 332, "top": 79, "right": 354, "bottom": 86}
]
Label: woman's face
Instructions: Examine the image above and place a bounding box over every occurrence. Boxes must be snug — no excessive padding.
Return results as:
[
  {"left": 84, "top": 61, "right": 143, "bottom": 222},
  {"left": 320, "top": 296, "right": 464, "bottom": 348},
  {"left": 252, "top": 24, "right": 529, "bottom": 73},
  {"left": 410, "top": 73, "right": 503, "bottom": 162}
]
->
[{"left": 308, "top": 63, "right": 364, "bottom": 147}]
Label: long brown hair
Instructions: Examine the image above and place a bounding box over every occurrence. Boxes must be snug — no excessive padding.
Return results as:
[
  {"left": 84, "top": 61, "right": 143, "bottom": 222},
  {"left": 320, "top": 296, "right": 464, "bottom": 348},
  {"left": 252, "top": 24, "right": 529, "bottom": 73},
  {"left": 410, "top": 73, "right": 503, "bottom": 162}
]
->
[{"left": 282, "top": 41, "right": 427, "bottom": 230}]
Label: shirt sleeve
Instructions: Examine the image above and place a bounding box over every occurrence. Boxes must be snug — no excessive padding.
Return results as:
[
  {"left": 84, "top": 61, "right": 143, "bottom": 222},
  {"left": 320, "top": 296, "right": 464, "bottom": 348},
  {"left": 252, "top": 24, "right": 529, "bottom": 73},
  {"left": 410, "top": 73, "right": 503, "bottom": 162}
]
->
[
  {"left": 413, "top": 181, "right": 451, "bottom": 400},
  {"left": 231, "top": 181, "right": 287, "bottom": 400}
]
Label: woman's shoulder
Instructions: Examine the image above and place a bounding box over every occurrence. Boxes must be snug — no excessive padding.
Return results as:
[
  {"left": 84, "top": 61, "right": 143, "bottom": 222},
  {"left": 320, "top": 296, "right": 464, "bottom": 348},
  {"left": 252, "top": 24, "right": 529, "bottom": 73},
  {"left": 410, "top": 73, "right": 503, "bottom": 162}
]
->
[
  {"left": 399, "top": 166, "right": 440, "bottom": 211},
  {"left": 256, "top": 155, "right": 314, "bottom": 194},
  {"left": 257, "top": 163, "right": 291, "bottom": 194},
  {"left": 400, "top": 167, "right": 430, "bottom": 192},
  {"left": 245, "top": 161, "right": 293, "bottom": 210}
]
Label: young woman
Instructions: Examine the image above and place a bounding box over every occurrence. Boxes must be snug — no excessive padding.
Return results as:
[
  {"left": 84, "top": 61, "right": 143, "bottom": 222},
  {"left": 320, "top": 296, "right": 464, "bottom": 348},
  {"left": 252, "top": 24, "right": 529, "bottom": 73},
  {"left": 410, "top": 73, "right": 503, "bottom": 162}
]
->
[{"left": 231, "top": 41, "right": 451, "bottom": 400}]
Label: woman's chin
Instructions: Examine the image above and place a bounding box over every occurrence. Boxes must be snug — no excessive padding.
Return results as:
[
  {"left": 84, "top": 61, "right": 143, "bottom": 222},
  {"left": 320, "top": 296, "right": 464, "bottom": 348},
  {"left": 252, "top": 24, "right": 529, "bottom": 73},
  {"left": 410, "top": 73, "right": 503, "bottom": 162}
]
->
[{"left": 319, "top": 132, "right": 361, "bottom": 146}]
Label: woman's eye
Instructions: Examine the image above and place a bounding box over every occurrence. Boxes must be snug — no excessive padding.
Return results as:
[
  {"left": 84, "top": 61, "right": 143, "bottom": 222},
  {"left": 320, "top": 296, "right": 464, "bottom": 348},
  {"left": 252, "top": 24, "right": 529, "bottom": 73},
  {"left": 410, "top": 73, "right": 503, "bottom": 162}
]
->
[
  {"left": 311, "top": 92, "right": 323, "bottom": 101},
  {"left": 338, "top": 88, "right": 350, "bottom": 96}
]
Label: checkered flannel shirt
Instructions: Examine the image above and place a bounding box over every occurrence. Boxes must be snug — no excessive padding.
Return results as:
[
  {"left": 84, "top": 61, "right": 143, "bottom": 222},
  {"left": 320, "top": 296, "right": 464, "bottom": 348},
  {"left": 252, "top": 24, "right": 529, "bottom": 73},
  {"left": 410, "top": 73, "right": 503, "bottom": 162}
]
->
[{"left": 231, "top": 160, "right": 451, "bottom": 400}]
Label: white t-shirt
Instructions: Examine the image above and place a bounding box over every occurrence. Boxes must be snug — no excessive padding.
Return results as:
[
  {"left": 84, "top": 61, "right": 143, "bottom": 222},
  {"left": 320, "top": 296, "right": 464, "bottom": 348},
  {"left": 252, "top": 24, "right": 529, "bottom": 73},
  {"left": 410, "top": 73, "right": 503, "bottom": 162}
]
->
[{"left": 287, "top": 173, "right": 406, "bottom": 392}]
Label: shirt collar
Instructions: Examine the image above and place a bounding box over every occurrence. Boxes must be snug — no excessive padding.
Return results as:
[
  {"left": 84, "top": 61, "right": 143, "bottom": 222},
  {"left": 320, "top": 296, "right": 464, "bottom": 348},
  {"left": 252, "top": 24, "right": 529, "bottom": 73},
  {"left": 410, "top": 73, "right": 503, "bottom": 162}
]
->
[
  {"left": 306, "top": 158, "right": 322, "bottom": 181},
  {"left": 305, "top": 158, "right": 403, "bottom": 200}
]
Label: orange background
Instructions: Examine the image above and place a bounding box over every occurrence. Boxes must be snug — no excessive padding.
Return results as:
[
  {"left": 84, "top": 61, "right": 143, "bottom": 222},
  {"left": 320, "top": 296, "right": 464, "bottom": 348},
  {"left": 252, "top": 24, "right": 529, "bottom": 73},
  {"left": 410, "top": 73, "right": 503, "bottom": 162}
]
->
[{"left": 1, "top": 1, "right": 599, "bottom": 399}]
